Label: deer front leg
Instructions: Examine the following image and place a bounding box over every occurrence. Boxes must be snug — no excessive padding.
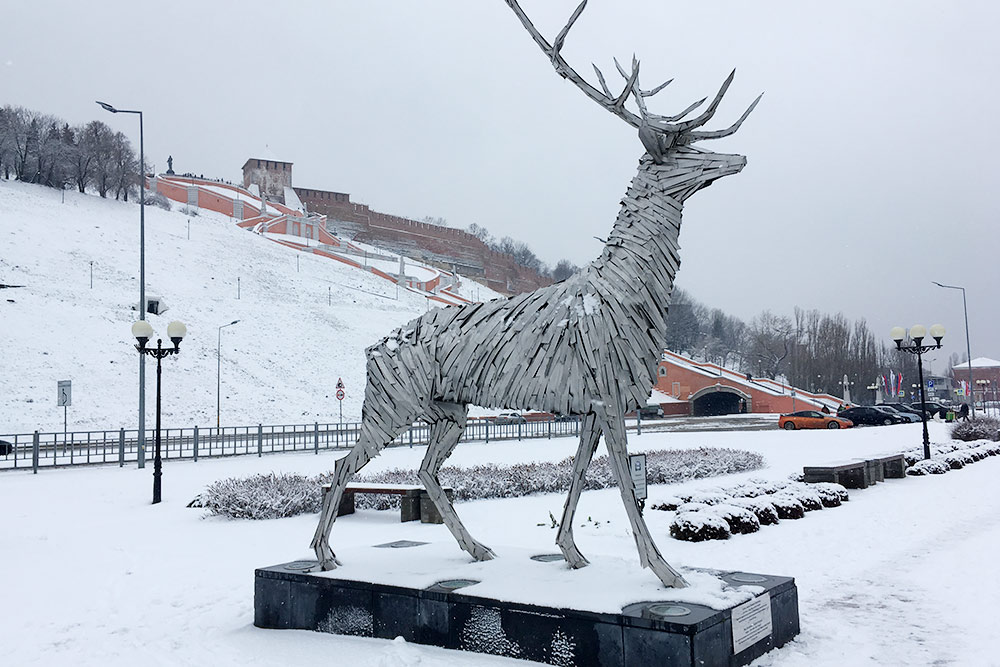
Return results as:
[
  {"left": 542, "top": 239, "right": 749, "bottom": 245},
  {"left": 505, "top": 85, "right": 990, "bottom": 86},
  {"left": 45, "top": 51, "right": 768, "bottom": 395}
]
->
[
  {"left": 418, "top": 403, "right": 496, "bottom": 562},
  {"left": 556, "top": 413, "right": 601, "bottom": 568},
  {"left": 593, "top": 402, "right": 688, "bottom": 589}
]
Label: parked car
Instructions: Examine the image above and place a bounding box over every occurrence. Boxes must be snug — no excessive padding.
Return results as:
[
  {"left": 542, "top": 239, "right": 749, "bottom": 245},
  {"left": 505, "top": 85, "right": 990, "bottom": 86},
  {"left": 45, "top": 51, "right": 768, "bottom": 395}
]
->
[
  {"left": 494, "top": 412, "right": 527, "bottom": 425},
  {"left": 873, "top": 405, "right": 920, "bottom": 423},
  {"left": 877, "top": 403, "right": 923, "bottom": 419},
  {"left": 779, "top": 410, "right": 853, "bottom": 430},
  {"left": 838, "top": 406, "right": 906, "bottom": 426},
  {"left": 908, "top": 401, "right": 952, "bottom": 417},
  {"left": 637, "top": 405, "right": 664, "bottom": 419}
]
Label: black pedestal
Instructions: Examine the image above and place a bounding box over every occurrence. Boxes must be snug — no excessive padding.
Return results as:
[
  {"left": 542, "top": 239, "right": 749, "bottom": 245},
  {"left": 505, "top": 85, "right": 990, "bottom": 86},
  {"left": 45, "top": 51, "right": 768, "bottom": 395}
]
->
[{"left": 255, "top": 563, "right": 798, "bottom": 666}]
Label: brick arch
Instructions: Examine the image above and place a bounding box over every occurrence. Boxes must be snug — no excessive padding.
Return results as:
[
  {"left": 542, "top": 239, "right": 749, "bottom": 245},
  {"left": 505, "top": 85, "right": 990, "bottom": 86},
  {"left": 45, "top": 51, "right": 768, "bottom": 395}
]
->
[{"left": 690, "top": 383, "right": 752, "bottom": 417}]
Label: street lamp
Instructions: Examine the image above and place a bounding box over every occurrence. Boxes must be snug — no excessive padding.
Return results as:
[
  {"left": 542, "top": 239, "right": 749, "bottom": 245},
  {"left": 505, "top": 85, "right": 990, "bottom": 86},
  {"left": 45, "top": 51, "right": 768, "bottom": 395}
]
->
[
  {"left": 891, "top": 323, "right": 945, "bottom": 460},
  {"left": 217, "top": 320, "right": 240, "bottom": 427},
  {"left": 99, "top": 100, "right": 148, "bottom": 466},
  {"left": 132, "top": 319, "right": 187, "bottom": 504},
  {"left": 932, "top": 281, "right": 974, "bottom": 418}
]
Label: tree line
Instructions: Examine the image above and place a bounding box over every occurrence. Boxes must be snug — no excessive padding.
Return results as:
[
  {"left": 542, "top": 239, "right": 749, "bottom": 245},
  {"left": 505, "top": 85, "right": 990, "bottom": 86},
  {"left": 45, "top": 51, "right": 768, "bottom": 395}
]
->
[
  {"left": 0, "top": 104, "right": 141, "bottom": 200},
  {"left": 466, "top": 222, "right": 580, "bottom": 282},
  {"left": 663, "top": 287, "right": 920, "bottom": 402}
]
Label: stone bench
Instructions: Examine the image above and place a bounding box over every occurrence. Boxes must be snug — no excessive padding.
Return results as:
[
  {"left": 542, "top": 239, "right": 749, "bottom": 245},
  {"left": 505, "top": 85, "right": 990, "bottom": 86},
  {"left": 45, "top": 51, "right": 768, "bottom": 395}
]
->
[
  {"left": 324, "top": 483, "right": 454, "bottom": 524},
  {"left": 803, "top": 454, "right": 907, "bottom": 489},
  {"left": 802, "top": 461, "right": 868, "bottom": 489}
]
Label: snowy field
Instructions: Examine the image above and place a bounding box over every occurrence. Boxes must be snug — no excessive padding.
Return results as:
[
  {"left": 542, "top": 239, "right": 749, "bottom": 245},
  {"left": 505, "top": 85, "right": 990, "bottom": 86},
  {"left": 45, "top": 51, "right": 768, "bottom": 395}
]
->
[
  {"left": 3, "top": 420, "right": 997, "bottom": 666},
  {"left": 0, "top": 179, "right": 499, "bottom": 434}
]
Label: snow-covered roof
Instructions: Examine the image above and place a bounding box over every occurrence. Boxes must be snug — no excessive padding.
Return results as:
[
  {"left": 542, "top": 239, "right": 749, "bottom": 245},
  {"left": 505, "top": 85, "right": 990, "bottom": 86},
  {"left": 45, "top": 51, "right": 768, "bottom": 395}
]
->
[{"left": 953, "top": 357, "right": 1000, "bottom": 369}]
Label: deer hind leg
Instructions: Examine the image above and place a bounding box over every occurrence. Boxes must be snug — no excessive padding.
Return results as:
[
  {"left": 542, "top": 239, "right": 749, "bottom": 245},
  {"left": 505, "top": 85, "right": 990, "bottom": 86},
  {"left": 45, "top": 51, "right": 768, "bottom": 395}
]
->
[
  {"left": 418, "top": 401, "right": 496, "bottom": 562},
  {"left": 593, "top": 403, "right": 689, "bottom": 589},
  {"left": 310, "top": 409, "right": 413, "bottom": 571},
  {"left": 556, "top": 413, "right": 601, "bottom": 568}
]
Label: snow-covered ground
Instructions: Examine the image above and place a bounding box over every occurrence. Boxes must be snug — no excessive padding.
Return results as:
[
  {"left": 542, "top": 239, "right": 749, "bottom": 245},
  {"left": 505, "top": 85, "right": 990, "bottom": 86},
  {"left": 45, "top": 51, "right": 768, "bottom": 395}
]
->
[
  {"left": 0, "top": 179, "right": 500, "bottom": 434},
  {"left": 2, "top": 420, "right": 997, "bottom": 666}
]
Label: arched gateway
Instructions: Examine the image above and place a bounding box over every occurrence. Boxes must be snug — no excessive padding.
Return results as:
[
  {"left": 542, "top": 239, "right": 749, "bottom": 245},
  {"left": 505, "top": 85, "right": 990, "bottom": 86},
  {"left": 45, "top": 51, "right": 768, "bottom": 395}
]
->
[{"left": 690, "top": 383, "right": 752, "bottom": 417}]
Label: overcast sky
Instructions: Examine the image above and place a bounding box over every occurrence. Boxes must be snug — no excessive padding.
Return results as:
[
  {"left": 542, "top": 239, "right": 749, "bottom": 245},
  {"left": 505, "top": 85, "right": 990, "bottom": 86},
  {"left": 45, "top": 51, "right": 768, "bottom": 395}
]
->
[{"left": 3, "top": 0, "right": 998, "bottom": 367}]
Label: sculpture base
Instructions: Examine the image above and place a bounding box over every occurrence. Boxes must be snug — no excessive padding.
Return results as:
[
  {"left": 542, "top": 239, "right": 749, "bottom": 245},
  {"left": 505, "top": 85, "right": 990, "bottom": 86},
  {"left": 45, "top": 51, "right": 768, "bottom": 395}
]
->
[{"left": 255, "top": 561, "right": 798, "bottom": 666}]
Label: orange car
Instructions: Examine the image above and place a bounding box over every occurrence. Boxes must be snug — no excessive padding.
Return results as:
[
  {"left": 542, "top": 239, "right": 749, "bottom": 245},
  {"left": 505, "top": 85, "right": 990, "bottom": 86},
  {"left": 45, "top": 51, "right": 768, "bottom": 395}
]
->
[{"left": 779, "top": 410, "right": 853, "bottom": 430}]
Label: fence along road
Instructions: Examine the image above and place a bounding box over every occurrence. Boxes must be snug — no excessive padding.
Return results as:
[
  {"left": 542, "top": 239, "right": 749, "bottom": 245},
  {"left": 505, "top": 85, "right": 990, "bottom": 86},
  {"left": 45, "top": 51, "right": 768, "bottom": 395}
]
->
[{"left": 0, "top": 418, "right": 583, "bottom": 473}]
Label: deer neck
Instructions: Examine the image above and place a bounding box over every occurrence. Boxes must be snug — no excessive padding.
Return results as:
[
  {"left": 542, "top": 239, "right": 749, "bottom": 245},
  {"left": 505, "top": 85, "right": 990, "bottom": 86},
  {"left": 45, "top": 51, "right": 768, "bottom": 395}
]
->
[{"left": 589, "top": 155, "right": 689, "bottom": 307}]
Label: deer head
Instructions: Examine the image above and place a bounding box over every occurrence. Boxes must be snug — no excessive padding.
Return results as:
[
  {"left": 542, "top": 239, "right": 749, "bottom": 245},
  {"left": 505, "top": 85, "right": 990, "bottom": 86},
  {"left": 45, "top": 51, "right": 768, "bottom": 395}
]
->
[{"left": 503, "top": 0, "right": 761, "bottom": 181}]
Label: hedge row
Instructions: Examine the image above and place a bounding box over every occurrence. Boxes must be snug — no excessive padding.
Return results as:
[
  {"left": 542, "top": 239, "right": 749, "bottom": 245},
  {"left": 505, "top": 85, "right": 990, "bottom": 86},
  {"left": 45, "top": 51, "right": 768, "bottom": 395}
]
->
[
  {"left": 200, "top": 447, "right": 765, "bottom": 520},
  {"left": 653, "top": 478, "right": 848, "bottom": 542}
]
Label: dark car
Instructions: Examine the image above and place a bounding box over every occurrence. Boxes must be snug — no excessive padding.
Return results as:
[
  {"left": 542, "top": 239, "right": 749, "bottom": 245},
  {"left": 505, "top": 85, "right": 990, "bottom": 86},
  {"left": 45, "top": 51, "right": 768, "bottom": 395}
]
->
[
  {"left": 873, "top": 405, "right": 920, "bottom": 423},
  {"left": 877, "top": 403, "right": 923, "bottom": 419},
  {"left": 637, "top": 405, "right": 664, "bottom": 419},
  {"left": 908, "top": 401, "right": 951, "bottom": 417},
  {"left": 838, "top": 406, "right": 906, "bottom": 426}
]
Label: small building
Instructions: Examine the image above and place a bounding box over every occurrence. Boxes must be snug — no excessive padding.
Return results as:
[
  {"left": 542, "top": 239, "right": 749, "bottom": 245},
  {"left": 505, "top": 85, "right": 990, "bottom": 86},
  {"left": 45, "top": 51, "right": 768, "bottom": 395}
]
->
[{"left": 952, "top": 357, "right": 1000, "bottom": 405}]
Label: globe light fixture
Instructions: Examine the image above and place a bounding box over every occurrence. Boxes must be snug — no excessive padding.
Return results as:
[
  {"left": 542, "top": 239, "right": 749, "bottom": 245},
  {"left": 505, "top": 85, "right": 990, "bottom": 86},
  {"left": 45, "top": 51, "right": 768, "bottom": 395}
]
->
[
  {"left": 132, "top": 320, "right": 187, "bottom": 504},
  {"left": 890, "top": 323, "right": 945, "bottom": 460}
]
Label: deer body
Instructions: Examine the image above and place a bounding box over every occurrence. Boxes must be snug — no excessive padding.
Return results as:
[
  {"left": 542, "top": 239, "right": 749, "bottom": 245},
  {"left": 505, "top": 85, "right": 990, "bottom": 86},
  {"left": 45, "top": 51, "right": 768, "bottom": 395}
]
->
[{"left": 311, "top": 0, "right": 758, "bottom": 589}]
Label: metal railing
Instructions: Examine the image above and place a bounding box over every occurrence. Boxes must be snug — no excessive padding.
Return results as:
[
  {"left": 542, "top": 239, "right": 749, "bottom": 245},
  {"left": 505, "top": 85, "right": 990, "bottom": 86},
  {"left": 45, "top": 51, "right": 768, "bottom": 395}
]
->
[{"left": 0, "top": 417, "right": 582, "bottom": 473}]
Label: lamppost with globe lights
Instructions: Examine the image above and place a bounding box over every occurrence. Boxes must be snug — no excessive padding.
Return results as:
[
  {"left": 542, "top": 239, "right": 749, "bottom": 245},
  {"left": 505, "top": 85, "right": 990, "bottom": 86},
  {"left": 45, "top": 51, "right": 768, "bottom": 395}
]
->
[
  {"left": 132, "top": 319, "right": 187, "bottom": 504},
  {"left": 890, "top": 324, "right": 945, "bottom": 460}
]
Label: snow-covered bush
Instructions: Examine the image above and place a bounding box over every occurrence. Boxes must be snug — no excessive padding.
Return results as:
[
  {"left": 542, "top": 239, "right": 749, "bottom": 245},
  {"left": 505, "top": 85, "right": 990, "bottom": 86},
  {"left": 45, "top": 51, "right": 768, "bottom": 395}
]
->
[
  {"left": 810, "top": 482, "right": 848, "bottom": 506},
  {"left": 669, "top": 511, "right": 731, "bottom": 542},
  {"left": 710, "top": 504, "right": 760, "bottom": 535},
  {"left": 676, "top": 502, "right": 713, "bottom": 514},
  {"left": 769, "top": 494, "right": 805, "bottom": 520},
  {"left": 142, "top": 191, "right": 171, "bottom": 210},
  {"left": 650, "top": 495, "right": 683, "bottom": 511},
  {"left": 729, "top": 497, "right": 780, "bottom": 526},
  {"left": 685, "top": 491, "right": 730, "bottom": 506},
  {"left": 943, "top": 453, "right": 966, "bottom": 469},
  {"left": 743, "top": 478, "right": 787, "bottom": 495},
  {"left": 729, "top": 484, "right": 766, "bottom": 498},
  {"left": 906, "top": 459, "right": 949, "bottom": 476},
  {"left": 950, "top": 417, "right": 1000, "bottom": 442},
  {"left": 200, "top": 473, "right": 321, "bottom": 519},
  {"left": 780, "top": 484, "right": 824, "bottom": 511}
]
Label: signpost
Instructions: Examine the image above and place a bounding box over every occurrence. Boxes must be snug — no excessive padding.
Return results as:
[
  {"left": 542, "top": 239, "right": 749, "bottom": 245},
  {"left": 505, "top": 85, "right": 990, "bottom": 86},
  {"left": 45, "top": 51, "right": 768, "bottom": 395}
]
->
[
  {"left": 629, "top": 453, "right": 647, "bottom": 511},
  {"left": 57, "top": 380, "right": 72, "bottom": 439},
  {"left": 336, "top": 378, "right": 345, "bottom": 424}
]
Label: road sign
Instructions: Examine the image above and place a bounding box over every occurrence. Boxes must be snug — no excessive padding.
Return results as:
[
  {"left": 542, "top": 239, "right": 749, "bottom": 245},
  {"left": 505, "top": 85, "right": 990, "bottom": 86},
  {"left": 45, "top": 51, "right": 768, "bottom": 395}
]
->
[
  {"left": 336, "top": 389, "right": 345, "bottom": 401},
  {"left": 57, "top": 380, "right": 72, "bottom": 407},
  {"left": 927, "top": 380, "right": 935, "bottom": 388},
  {"left": 897, "top": 390, "right": 905, "bottom": 397},
  {"left": 336, "top": 378, "right": 345, "bottom": 390}
]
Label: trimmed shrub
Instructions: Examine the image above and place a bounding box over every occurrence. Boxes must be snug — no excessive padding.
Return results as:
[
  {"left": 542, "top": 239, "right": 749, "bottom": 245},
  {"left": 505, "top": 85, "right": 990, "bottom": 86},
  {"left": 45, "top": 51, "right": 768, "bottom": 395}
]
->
[
  {"left": 676, "top": 502, "right": 713, "bottom": 514},
  {"left": 810, "top": 482, "right": 848, "bottom": 506},
  {"left": 950, "top": 416, "right": 1000, "bottom": 442},
  {"left": 745, "top": 478, "right": 787, "bottom": 495},
  {"left": 650, "top": 495, "right": 683, "bottom": 511},
  {"left": 685, "top": 491, "right": 730, "bottom": 506},
  {"left": 729, "top": 484, "right": 766, "bottom": 498},
  {"left": 669, "top": 511, "right": 731, "bottom": 542},
  {"left": 943, "top": 453, "right": 966, "bottom": 470},
  {"left": 200, "top": 473, "right": 321, "bottom": 519},
  {"left": 729, "top": 497, "right": 780, "bottom": 526},
  {"left": 906, "top": 459, "right": 949, "bottom": 476},
  {"left": 710, "top": 504, "right": 760, "bottom": 535},
  {"left": 769, "top": 494, "right": 805, "bottom": 520},
  {"left": 781, "top": 484, "right": 824, "bottom": 511}
]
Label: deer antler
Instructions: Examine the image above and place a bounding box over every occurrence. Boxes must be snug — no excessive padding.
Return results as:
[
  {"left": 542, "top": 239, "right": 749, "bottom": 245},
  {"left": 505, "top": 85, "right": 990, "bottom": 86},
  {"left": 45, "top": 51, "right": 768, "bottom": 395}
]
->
[{"left": 502, "top": 0, "right": 761, "bottom": 160}]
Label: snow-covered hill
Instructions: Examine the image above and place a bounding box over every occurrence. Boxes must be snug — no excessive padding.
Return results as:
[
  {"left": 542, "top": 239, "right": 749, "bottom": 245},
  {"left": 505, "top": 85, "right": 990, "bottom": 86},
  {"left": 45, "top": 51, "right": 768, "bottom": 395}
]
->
[{"left": 0, "top": 179, "right": 499, "bottom": 433}]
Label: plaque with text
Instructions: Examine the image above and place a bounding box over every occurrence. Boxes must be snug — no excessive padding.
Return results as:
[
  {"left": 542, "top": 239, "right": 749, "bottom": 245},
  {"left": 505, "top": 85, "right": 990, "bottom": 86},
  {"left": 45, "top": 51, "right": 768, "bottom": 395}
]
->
[{"left": 731, "top": 592, "right": 772, "bottom": 653}]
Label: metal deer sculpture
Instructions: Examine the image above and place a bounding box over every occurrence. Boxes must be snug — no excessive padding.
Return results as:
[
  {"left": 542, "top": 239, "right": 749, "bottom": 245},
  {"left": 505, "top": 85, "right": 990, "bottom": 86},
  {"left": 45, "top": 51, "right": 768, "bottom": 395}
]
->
[{"left": 312, "top": 0, "right": 760, "bottom": 588}]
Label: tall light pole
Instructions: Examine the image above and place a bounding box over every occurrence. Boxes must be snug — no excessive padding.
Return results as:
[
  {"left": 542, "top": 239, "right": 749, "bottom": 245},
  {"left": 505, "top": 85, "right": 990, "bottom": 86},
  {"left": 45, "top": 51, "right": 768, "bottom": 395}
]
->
[
  {"left": 97, "top": 100, "right": 147, "bottom": 466},
  {"left": 932, "top": 281, "right": 974, "bottom": 418},
  {"left": 217, "top": 320, "right": 240, "bottom": 427},
  {"left": 891, "top": 324, "right": 946, "bottom": 460}
]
